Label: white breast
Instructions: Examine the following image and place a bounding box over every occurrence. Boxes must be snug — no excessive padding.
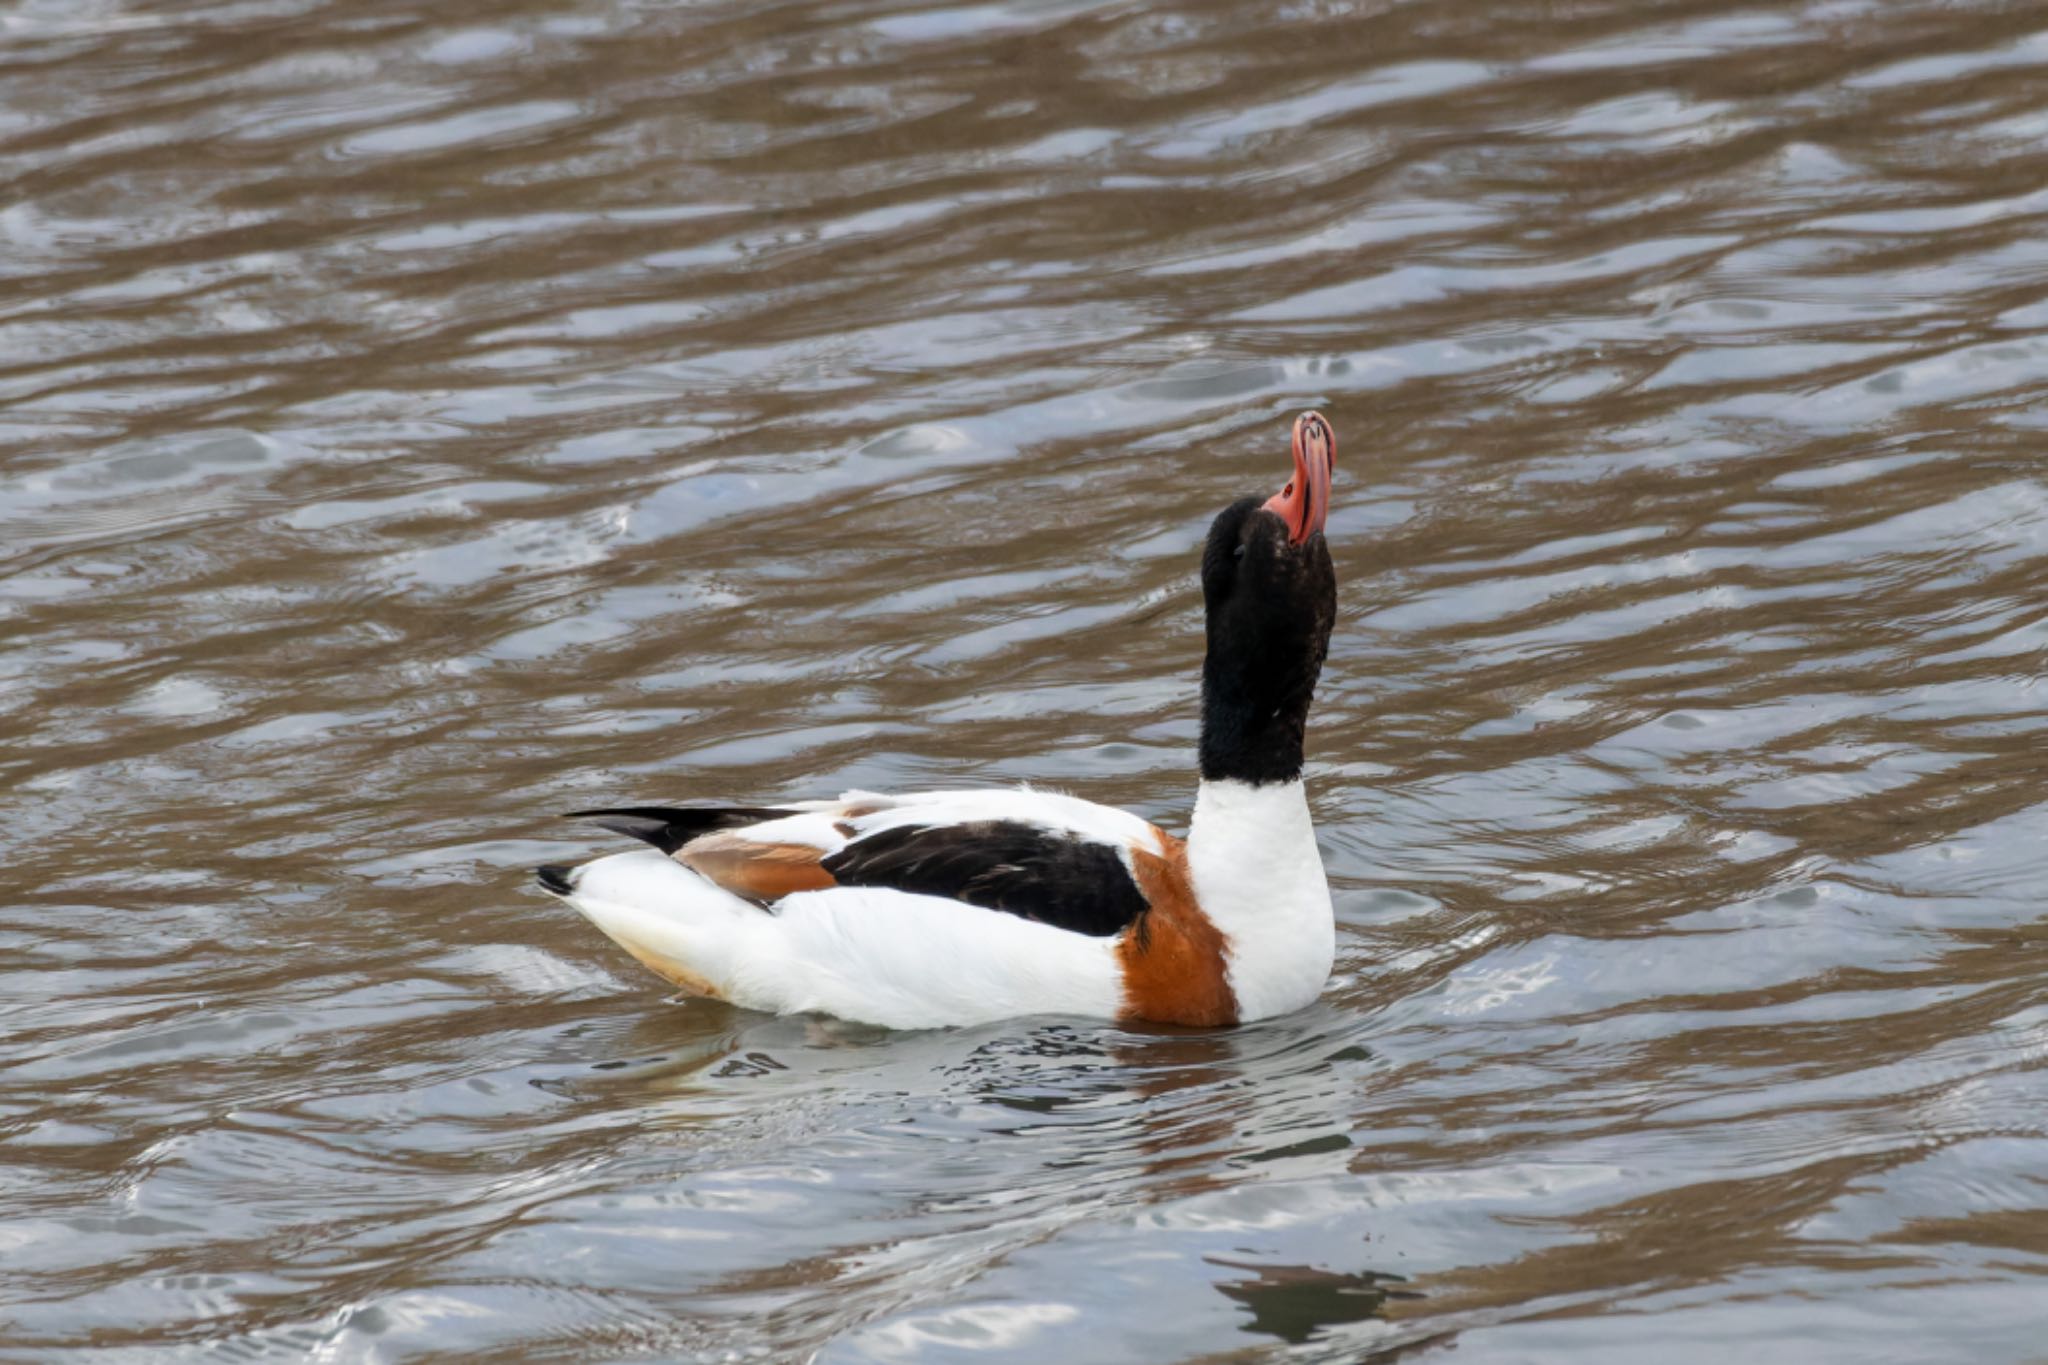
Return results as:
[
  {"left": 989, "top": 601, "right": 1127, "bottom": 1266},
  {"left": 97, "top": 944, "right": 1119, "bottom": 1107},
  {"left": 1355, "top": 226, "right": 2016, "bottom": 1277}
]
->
[{"left": 1184, "top": 778, "right": 1336, "bottom": 1021}]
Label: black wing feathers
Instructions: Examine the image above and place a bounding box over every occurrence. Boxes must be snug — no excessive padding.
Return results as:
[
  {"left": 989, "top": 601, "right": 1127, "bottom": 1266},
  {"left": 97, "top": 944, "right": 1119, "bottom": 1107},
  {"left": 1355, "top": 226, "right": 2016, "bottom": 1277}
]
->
[
  {"left": 566, "top": 805, "right": 797, "bottom": 854},
  {"left": 821, "top": 820, "right": 1145, "bottom": 938}
]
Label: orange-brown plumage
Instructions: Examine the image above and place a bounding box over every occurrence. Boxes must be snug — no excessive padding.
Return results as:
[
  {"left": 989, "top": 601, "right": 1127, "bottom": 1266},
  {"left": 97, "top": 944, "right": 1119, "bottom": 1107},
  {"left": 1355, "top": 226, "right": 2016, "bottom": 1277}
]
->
[
  {"left": 1118, "top": 831, "right": 1238, "bottom": 1027},
  {"left": 679, "top": 834, "right": 837, "bottom": 901}
]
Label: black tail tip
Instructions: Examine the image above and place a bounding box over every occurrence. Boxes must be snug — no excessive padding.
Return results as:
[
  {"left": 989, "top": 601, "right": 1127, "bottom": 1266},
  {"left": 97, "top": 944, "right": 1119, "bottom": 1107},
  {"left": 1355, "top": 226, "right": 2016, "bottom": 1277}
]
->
[{"left": 535, "top": 864, "right": 577, "bottom": 895}]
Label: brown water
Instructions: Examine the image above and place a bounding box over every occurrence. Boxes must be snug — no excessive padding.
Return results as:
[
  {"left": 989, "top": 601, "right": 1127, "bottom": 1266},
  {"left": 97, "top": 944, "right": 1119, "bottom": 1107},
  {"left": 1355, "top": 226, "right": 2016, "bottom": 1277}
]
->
[{"left": 5, "top": 0, "right": 2048, "bottom": 1359}]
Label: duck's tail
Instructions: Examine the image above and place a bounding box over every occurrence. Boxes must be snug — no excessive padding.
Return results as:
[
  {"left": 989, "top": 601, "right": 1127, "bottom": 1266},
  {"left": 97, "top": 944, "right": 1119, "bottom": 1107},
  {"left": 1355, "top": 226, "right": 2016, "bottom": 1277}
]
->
[{"left": 537, "top": 850, "right": 763, "bottom": 1002}]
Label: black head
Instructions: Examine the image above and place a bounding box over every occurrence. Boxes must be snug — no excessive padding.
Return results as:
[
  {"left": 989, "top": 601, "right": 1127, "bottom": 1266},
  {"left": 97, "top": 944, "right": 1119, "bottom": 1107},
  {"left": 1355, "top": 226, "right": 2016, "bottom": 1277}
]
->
[{"left": 1197, "top": 414, "right": 1339, "bottom": 786}]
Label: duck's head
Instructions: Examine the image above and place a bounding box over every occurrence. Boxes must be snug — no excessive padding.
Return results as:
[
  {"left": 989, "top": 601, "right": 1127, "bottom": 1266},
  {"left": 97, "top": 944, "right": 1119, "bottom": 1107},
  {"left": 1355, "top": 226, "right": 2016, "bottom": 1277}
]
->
[{"left": 1198, "top": 411, "right": 1339, "bottom": 786}]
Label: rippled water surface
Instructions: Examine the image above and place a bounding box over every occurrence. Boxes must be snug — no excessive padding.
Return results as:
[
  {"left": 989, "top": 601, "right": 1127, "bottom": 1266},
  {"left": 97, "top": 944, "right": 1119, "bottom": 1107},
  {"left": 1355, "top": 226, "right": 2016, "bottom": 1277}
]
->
[{"left": 6, "top": 0, "right": 2048, "bottom": 1358}]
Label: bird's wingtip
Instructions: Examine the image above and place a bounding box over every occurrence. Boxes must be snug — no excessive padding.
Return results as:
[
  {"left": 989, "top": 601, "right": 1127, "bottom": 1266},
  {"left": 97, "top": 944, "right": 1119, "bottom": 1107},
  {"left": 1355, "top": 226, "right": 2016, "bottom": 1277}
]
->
[{"left": 535, "top": 863, "right": 578, "bottom": 896}]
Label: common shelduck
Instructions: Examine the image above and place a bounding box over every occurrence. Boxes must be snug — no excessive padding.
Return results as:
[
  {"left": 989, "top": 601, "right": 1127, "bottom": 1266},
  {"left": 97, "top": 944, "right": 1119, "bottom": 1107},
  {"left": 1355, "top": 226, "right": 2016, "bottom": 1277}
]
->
[{"left": 539, "top": 411, "right": 1339, "bottom": 1029}]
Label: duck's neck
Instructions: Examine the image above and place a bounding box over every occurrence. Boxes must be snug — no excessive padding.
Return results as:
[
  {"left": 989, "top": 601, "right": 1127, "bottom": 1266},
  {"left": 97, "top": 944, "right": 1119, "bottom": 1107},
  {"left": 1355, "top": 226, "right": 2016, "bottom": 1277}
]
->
[
  {"left": 1191, "top": 631, "right": 1323, "bottom": 929},
  {"left": 1189, "top": 582, "right": 1333, "bottom": 1013},
  {"left": 1198, "top": 650, "right": 1313, "bottom": 787},
  {"left": 1186, "top": 778, "right": 1317, "bottom": 879}
]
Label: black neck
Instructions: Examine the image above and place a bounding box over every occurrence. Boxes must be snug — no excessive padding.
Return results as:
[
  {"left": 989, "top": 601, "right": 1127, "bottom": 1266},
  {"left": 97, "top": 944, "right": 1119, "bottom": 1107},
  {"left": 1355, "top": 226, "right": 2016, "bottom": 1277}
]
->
[{"left": 1198, "top": 666, "right": 1313, "bottom": 786}]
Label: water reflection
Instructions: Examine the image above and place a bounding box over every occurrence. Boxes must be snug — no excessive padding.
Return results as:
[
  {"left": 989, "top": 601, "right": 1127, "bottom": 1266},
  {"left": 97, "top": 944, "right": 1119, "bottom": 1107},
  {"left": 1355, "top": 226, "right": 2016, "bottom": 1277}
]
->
[{"left": 1209, "top": 1257, "right": 1417, "bottom": 1346}]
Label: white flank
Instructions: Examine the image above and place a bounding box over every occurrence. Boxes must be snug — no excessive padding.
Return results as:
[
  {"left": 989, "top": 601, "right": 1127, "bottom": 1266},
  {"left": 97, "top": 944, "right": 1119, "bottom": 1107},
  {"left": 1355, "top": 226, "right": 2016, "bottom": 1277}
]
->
[
  {"left": 1184, "top": 778, "right": 1335, "bottom": 1021},
  {"left": 553, "top": 844, "right": 1123, "bottom": 1030},
  {"left": 734, "top": 885, "right": 1122, "bottom": 1029}
]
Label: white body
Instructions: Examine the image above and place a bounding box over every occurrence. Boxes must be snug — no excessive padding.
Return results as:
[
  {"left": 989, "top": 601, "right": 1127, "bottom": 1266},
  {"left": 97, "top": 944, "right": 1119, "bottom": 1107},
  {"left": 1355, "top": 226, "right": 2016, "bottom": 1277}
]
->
[{"left": 552, "top": 783, "right": 1332, "bottom": 1030}]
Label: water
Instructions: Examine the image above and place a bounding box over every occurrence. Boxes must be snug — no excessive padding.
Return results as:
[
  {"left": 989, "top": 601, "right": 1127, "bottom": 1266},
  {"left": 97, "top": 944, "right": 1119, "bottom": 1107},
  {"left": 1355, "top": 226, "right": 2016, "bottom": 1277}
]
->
[{"left": 4, "top": 0, "right": 2047, "bottom": 1358}]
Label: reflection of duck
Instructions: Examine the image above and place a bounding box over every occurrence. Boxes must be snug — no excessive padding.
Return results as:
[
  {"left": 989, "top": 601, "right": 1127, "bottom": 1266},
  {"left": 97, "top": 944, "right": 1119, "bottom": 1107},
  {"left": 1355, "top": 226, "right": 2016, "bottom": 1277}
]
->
[
  {"left": 1208, "top": 1257, "right": 1418, "bottom": 1345},
  {"left": 539, "top": 413, "right": 1340, "bottom": 1030}
]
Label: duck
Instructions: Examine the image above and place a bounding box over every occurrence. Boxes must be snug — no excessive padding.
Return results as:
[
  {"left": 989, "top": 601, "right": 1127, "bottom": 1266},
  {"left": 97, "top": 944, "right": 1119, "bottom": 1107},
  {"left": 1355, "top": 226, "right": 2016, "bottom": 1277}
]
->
[{"left": 538, "top": 410, "right": 1339, "bottom": 1030}]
